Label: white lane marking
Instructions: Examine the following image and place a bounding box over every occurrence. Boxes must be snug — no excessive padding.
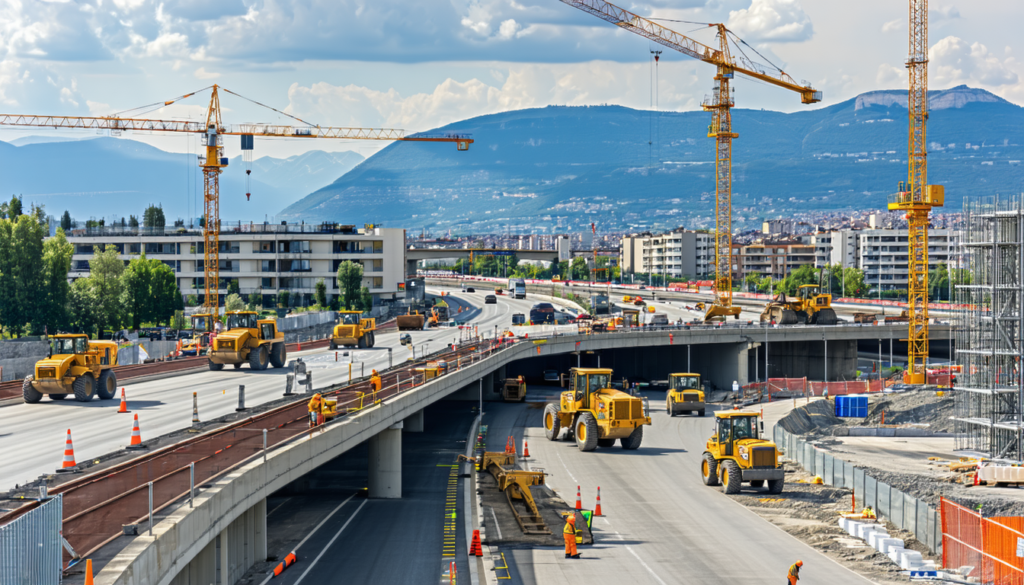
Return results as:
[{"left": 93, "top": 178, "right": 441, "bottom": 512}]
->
[
  {"left": 293, "top": 499, "right": 368, "bottom": 585},
  {"left": 555, "top": 451, "right": 578, "bottom": 484},
  {"left": 610, "top": 528, "right": 669, "bottom": 585},
  {"left": 257, "top": 493, "right": 357, "bottom": 585},
  {"left": 489, "top": 506, "right": 503, "bottom": 541},
  {"left": 267, "top": 497, "right": 292, "bottom": 518}
]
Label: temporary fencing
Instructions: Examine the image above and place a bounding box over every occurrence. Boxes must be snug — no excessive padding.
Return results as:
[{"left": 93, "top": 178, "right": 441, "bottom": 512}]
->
[
  {"left": 742, "top": 378, "right": 892, "bottom": 401},
  {"left": 774, "top": 424, "right": 941, "bottom": 553},
  {"left": 941, "top": 498, "right": 1024, "bottom": 584},
  {"left": 0, "top": 494, "right": 63, "bottom": 585}
]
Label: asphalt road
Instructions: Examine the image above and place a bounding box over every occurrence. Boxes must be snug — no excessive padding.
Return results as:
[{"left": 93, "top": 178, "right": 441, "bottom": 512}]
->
[
  {"left": 482, "top": 391, "right": 876, "bottom": 585},
  {"left": 0, "top": 291, "right": 575, "bottom": 492},
  {"left": 251, "top": 400, "right": 477, "bottom": 585}
]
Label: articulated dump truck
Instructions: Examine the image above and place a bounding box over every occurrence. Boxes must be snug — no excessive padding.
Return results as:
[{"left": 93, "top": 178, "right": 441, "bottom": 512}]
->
[{"left": 207, "top": 311, "right": 287, "bottom": 371}]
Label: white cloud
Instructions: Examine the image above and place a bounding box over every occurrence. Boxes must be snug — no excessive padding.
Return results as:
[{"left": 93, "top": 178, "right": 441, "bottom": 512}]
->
[
  {"left": 498, "top": 19, "right": 521, "bottom": 40},
  {"left": 932, "top": 5, "right": 961, "bottom": 20},
  {"left": 727, "top": 0, "right": 813, "bottom": 43},
  {"left": 881, "top": 19, "right": 901, "bottom": 33},
  {"left": 194, "top": 67, "right": 219, "bottom": 80},
  {"left": 876, "top": 63, "right": 907, "bottom": 86},
  {"left": 931, "top": 36, "right": 1019, "bottom": 87}
]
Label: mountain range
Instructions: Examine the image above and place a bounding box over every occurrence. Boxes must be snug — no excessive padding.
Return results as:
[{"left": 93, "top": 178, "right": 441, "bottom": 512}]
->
[{"left": 279, "top": 85, "right": 1024, "bottom": 233}]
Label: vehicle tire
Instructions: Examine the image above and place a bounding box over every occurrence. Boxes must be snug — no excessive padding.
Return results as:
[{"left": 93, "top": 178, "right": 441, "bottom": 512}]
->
[
  {"left": 73, "top": 373, "right": 95, "bottom": 402},
  {"left": 543, "top": 403, "right": 561, "bottom": 441},
  {"left": 233, "top": 363, "right": 243, "bottom": 370},
  {"left": 597, "top": 438, "right": 616, "bottom": 448},
  {"left": 575, "top": 413, "right": 599, "bottom": 452},
  {"left": 620, "top": 425, "right": 643, "bottom": 450},
  {"left": 97, "top": 369, "right": 117, "bottom": 400},
  {"left": 721, "top": 460, "right": 742, "bottom": 494},
  {"left": 208, "top": 360, "right": 224, "bottom": 371},
  {"left": 249, "top": 345, "right": 269, "bottom": 370},
  {"left": 22, "top": 376, "right": 42, "bottom": 404},
  {"left": 329, "top": 341, "right": 336, "bottom": 350},
  {"left": 702, "top": 453, "right": 720, "bottom": 486},
  {"left": 767, "top": 478, "right": 785, "bottom": 494},
  {"left": 50, "top": 393, "right": 67, "bottom": 400},
  {"left": 698, "top": 409, "right": 706, "bottom": 417},
  {"left": 357, "top": 336, "right": 367, "bottom": 349},
  {"left": 749, "top": 479, "right": 765, "bottom": 488},
  {"left": 369, "top": 332, "right": 375, "bottom": 348},
  {"left": 667, "top": 397, "right": 675, "bottom": 417},
  {"left": 270, "top": 343, "right": 286, "bottom": 369}
]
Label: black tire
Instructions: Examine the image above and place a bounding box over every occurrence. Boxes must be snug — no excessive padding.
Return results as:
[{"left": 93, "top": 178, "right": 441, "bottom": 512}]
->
[
  {"left": 767, "top": 478, "right": 785, "bottom": 494},
  {"left": 620, "top": 425, "right": 643, "bottom": 450},
  {"left": 73, "top": 373, "right": 95, "bottom": 402},
  {"left": 702, "top": 453, "right": 719, "bottom": 486},
  {"left": 667, "top": 398, "right": 675, "bottom": 417},
  {"left": 597, "top": 438, "right": 616, "bottom": 448},
  {"left": 249, "top": 345, "right": 269, "bottom": 370},
  {"left": 270, "top": 343, "right": 286, "bottom": 369},
  {"left": 575, "top": 413, "right": 599, "bottom": 452},
  {"left": 208, "top": 360, "right": 224, "bottom": 371},
  {"left": 329, "top": 341, "right": 336, "bottom": 350},
  {"left": 22, "top": 376, "right": 41, "bottom": 404},
  {"left": 543, "top": 403, "right": 561, "bottom": 441},
  {"left": 722, "top": 460, "right": 742, "bottom": 494},
  {"left": 368, "top": 332, "right": 375, "bottom": 348},
  {"left": 749, "top": 479, "right": 765, "bottom": 488},
  {"left": 97, "top": 369, "right": 117, "bottom": 400},
  {"left": 698, "top": 409, "right": 706, "bottom": 417},
  {"left": 50, "top": 393, "right": 67, "bottom": 400},
  {"left": 357, "top": 335, "right": 367, "bottom": 349},
  {"left": 233, "top": 363, "right": 243, "bottom": 370}
]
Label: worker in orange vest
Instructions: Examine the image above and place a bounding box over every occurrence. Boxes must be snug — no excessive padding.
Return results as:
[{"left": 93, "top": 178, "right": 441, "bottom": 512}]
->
[
  {"left": 563, "top": 513, "right": 580, "bottom": 559},
  {"left": 787, "top": 560, "right": 803, "bottom": 585},
  {"left": 308, "top": 393, "right": 323, "bottom": 427},
  {"left": 370, "top": 370, "right": 382, "bottom": 393}
]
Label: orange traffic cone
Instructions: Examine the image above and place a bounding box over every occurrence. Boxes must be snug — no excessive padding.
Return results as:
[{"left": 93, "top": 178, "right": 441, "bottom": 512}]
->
[
  {"left": 273, "top": 552, "right": 298, "bottom": 577},
  {"left": 522, "top": 439, "right": 530, "bottom": 458},
  {"left": 117, "top": 388, "right": 129, "bottom": 413},
  {"left": 595, "top": 486, "right": 603, "bottom": 516},
  {"left": 127, "top": 414, "right": 144, "bottom": 450},
  {"left": 575, "top": 485, "right": 582, "bottom": 510},
  {"left": 974, "top": 467, "right": 980, "bottom": 486},
  {"left": 57, "top": 429, "right": 77, "bottom": 472},
  {"left": 470, "top": 529, "right": 483, "bottom": 557},
  {"left": 84, "top": 559, "right": 94, "bottom": 585},
  {"left": 298, "top": 340, "right": 302, "bottom": 351}
]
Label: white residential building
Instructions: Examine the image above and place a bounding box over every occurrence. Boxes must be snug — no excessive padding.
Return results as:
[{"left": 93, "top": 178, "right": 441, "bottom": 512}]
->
[{"left": 621, "top": 230, "right": 712, "bottom": 279}]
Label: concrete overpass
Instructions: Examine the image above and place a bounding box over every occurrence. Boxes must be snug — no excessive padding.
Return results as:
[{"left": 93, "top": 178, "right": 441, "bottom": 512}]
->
[
  {"left": 98, "top": 323, "right": 948, "bottom": 585},
  {"left": 407, "top": 248, "right": 559, "bottom": 276}
]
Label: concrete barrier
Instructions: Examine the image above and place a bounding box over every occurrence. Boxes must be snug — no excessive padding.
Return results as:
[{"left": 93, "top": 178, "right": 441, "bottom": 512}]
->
[{"left": 0, "top": 340, "right": 49, "bottom": 381}]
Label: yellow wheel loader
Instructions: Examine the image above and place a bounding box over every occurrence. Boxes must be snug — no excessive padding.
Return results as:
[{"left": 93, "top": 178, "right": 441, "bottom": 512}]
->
[
  {"left": 207, "top": 311, "right": 287, "bottom": 371},
  {"left": 329, "top": 311, "right": 376, "bottom": 349},
  {"left": 666, "top": 373, "right": 705, "bottom": 417},
  {"left": 542, "top": 367, "right": 651, "bottom": 452},
  {"left": 702, "top": 411, "right": 784, "bottom": 494},
  {"left": 759, "top": 284, "right": 838, "bottom": 325},
  {"left": 23, "top": 334, "right": 119, "bottom": 403}
]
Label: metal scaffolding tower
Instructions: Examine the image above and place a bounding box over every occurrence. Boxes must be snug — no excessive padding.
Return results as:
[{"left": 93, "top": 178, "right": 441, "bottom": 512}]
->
[{"left": 955, "top": 195, "right": 1024, "bottom": 461}]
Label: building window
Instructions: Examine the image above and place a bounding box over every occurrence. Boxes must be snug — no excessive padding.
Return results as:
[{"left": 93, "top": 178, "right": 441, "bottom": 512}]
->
[
  {"left": 262, "top": 277, "right": 275, "bottom": 288},
  {"left": 261, "top": 260, "right": 276, "bottom": 272}
]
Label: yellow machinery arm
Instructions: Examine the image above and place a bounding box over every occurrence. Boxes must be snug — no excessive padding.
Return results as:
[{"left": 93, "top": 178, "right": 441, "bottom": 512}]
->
[
  {"left": 0, "top": 84, "right": 472, "bottom": 314},
  {"left": 559, "top": 0, "right": 820, "bottom": 320}
]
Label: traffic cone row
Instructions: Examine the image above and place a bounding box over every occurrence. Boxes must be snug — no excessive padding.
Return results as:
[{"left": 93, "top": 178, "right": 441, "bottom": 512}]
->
[
  {"left": 57, "top": 429, "right": 77, "bottom": 472},
  {"left": 117, "top": 388, "right": 129, "bottom": 413},
  {"left": 504, "top": 435, "right": 516, "bottom": 456},
  {"left": 575, "top": 485, "right": 582, "bottom": 510},
  {"left": 127, "top": 413, "right": 144, "bottom": 450},
  {"left": 469, "top": 529, "right": 483, "bottom": 557}
]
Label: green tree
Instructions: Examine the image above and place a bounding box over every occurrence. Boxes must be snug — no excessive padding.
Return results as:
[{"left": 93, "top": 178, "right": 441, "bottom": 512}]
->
[
  {"left": 12, "top": 214, "right": 45, "bottom": 335},
  {"left": 42, "top": 227, "right": 73, "bottom": 334},
  {"left": 122, "top": 254, "right": 155, "bottom": 329},
  {"left": 129, "top": 215, "right": 139, "bottom": 228},
  {"left": 171, "top": 310, "right": 187, "bottom": 330},
  {"left": 226, "top": 279, "right": 239, "bottom": 296},
  {"left": 277, "top": 290, "right": 291, "bottom": 308},
  {"left": 186, "top": 294, "right": 199, "bottom": 307},
  {"left": 778, "top": 265, "right": 818, "bottom": 296},
  {"left": 0, "top": 219, "right": 14, "bottom": 336},
  {"left": 60, "top": 211, "right": 72, "bottom": 231},
  {"left": 90, "top": 245, "right": 126, "bottom": 334},
  {"left": 224, "top": 293, "right": 245, "bottom": 312},
  {"left": 7, "top": 195, "right": 22, "bottom": 219},
  {"left": 143, "top": 204, "right": 166, "bottom": 229},
  {"left": 314, "top": 278, "right": 327, "bottom": 308},
  {"left": 743, "top": 273, "right": 760, "bottom": 292},
  {"left": 841, "top": 267, "right": 868, "bottom": 297},
  {"left": 67, "top": 278, "right": 97, "bottom": 336},
  {"left": 336, "top": 260, "right": 364, "bottom": 309},
  {"left": 570, "top": 257, "right": 589, "bottom": 280},
  {"left": 151, "top": 263, "right": 180, "bottom": 325},
  {"left": 359, "top": 287, "right": 373, "bottom": 312},
  {"left": 929, "top": 263, "right": 951, "bottom": 302},
  {"left": 247, "top": 292, "right": 262, "bottom": 310}
]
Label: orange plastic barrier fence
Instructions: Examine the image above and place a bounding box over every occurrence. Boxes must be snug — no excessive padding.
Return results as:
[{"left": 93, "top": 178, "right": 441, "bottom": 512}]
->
[{"left": 942, "top": 498, "right": 1024, "bottom": 585}]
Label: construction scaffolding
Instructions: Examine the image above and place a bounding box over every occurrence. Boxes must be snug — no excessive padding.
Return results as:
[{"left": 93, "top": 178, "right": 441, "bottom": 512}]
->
[{"left": 955, "top": 195, "right": 1024, "bottom": 461}]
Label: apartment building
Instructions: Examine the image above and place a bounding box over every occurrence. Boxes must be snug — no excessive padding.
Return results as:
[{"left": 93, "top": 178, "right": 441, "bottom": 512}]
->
[
  {"left": 621, "top": 230, "right": 712, "bottom": 279},
  {"left": 734, "top": 240, "right": 817, "bottom": 281},
  {"left": 856, "top": 229, "right": 954, "bottom": 291},
  {"left": 64, "top": 223, "right": 407, "bottom": 307},
  {"left": 811, "top": 230, "right": 859, "bottom": 268}
]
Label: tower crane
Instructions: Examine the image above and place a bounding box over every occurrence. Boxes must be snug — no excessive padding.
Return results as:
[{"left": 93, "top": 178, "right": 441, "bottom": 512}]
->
[
  {"left": 558, "top": 0, "right": 821, "bottom": 321},
  {"left": 0, "top": 85, "right": 472, "bottom": 314},
  {"left": 889, "top": 0, "right": 942, "bottom": 384}
]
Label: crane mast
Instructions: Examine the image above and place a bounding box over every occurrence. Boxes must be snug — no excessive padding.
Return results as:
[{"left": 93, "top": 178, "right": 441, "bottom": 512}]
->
[{"left": 888, "top": 0, "right": 942, "bottom": 384}]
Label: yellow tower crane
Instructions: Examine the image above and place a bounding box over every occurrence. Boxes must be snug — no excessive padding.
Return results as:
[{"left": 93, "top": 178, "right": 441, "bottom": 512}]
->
[
  {"left": 888, "top": 0, "right": 942, "bottom": 385},
  {"left": 0, "top": 85, "right": 472, "bottom": 314},
  {"left": 558, "top": 0, "right": 821, "bottom": 321}
]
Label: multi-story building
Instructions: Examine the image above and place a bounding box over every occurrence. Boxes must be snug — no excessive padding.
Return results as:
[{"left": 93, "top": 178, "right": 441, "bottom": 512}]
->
[
  {"left": 734, "top": 240, "right": 817, "bottom": 281},
  {"left": 620, "top": 230, "right": 712, "bottom": 279},
  {"left": 856, "top": 229, "right": 953, "bottom": 291},
  {"left": 64, "top": 223, "right": 407, "bottom": 307},
  {"left": 811, "top": 230, "right": 859, "bottom": 268}
]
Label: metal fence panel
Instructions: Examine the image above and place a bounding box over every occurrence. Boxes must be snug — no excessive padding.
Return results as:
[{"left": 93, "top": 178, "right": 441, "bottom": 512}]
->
[
  {"left": 804, "top": 443, "right": 815, "bottom": 474},
  {"left": 924, "top": 509, "right": 936, "bottom": 552},
  {"left": 877, "top": 482, "right": 891, "bottom": 520},
  {"left": 844, "top": 462, "right": 856, "bottom": 489},
  {"left": 865, "top": 475, "right": 877, "bottom": 512},
  {"left": 904, "top": 492, "right": 918, "bottom": 535},
  {"left": 815, "top": 449, "right": 825, "bottom": 479},
  {"left": 0, "top": 494, "right": 62, "bottom": 585},
  {"left": 823, "top": 454, "right": 834, "bottom": 487},
  {"left": 892, "top": 489, "right": 904, "bottom": 529},
  {"left": 854, "top": 467, "right": 866, "bottom": 504},
  {"left": 917, "top": 500, "right": 930, "bottom": 550}
]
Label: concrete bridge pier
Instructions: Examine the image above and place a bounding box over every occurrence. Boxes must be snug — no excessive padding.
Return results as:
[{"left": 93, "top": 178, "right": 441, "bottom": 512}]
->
[
  {"left": 169, "top": 497, "right": 267, "bottom": 585},
  {"left": 757, "top": 339, "right": 857, "bottom": 381},
  {"left": 404, "top": 408, "right": 425, "bottom": 432},
  {"left": 369, "top": 422, "right": 403, "bottom": 498},
  {"left": 707, "top": 342, "right": 752, "bottom": 390}
]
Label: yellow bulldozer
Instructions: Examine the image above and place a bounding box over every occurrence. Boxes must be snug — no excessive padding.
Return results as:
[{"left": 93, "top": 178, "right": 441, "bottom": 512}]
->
[
  {"left": 207, "top": 311, "right": 287, "bottom": 371},
  {"left": 702, "top": 410, "right": 784, "bottom": 494},
  {"left": 330, "top": 311, "right": 376, "bottom": 349},
  {"left": 23, "top": 334, "right": 119, "bottom": 403},
  {"left": 543, "top": 367, "right": 651, "bottom": 451},
  {"left": 666, "top": 373, "right": 705, "bottom": 417},
  {"left": 759, "top": 284, "right": 838, "bottom": 325},
  {"left": 181, "top": 313, "right": 215, "bottom": 357}
]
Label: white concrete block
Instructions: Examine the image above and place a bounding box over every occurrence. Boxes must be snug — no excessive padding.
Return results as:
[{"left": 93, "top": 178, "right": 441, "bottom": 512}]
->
[
  {"left": 856, "top": 523, "right": 880, "bottom": 539},
  {"left": 845, "top": 520, "right": 862, "bottom": 536},
  {"left": 868, "top": 531, "right": 890, "bottom": 548},
  {"left": 888, "top": 547, "right": 905, "bottom": 563},
  {"left": 875, "top": 537, "right": 897, "bottom": 553},
  {"left": 898, "top": 550, "right": 924, "bottom": 570},
  {"left": 883, "top": 539, "right": 905, "bottom": 554},
  {"left": 838, "top": 518, "right": 849, "bottom": 531}
]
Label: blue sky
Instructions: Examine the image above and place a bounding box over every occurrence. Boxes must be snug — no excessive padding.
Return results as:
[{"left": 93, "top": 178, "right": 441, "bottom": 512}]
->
[{"left": 1, "top": 0, "right": 1021, "bottom": 159}]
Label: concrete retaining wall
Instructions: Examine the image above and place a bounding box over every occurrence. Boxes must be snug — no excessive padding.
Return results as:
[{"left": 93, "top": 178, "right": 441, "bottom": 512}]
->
[{"left": 0, "top": 340, "right": 50, "bottom": 381}]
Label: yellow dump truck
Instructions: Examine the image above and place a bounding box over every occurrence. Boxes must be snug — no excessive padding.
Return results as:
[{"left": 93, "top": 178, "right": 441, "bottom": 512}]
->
[
  {"left": 760, "top": 284, "right": 838, "bottom": 325},
  {"left": 207, "top": 311, "right": 287, "bottom": 371},
  {"left": 181, "top": 313, "right": 215, "bottom": 356},
  {"left": 23, "top": 334, "right": 119, "bottom": 403},
  {"left": 397, "top": 311, "right": 426, "bottom": 331},
  {"left": 330, "top": 311, "right": 376, "bottom": 349},
  {"left": 543, "top": 367, "right": 651, "bottom": 451},
  {"left": 702, "top": 410, "right": 784, "bottom": 494},
  {"left": 666, "top": 373, "right": 705, "bottom": 417}
]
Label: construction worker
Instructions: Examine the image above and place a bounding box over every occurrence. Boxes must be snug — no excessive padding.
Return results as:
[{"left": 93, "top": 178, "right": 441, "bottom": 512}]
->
[
  {"left": 308, "top": 393, "right": 323, "bottom": 427},
  {"left": 862, "top": 505, "right": 877, "bottom": 520},
  {"left": 370, "top": 370, "right": 382, "bottom": 393},
  {"left": 787, "top": 560, "right": 803, "bottom": 585},
  {"left": 563, "top": 513, "right": 580, "bottom": 559}
]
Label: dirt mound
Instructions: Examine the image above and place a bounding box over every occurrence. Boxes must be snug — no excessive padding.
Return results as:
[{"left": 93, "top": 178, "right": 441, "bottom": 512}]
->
[
  {"left": 862, "top": 390, "right": 955, "bottom": 433},
  {"left": 778, "top": 400, "right": 843, "bottom": 434}
]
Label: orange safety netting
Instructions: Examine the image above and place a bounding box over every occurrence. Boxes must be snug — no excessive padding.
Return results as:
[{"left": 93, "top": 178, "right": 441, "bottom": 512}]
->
[{"left": 942, "top": 498, "right": 1024, "bottom": 584}]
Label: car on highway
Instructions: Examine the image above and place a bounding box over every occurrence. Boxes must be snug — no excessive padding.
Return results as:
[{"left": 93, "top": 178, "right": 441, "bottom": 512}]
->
[
  {"left": 485, "top": 294, "right": 497, "bottom": 304},
  {"left": 543, "top": 369, "right": 560, "bottom": 382},
  {"left": 465, "top": 287, "right": 475, "bottom": 293},
  {"left": 512, "top": 313, "right": 526, "bottom": 325},
  {"left": 529, "top": 302, "right": 556, "bottom": 324}
]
